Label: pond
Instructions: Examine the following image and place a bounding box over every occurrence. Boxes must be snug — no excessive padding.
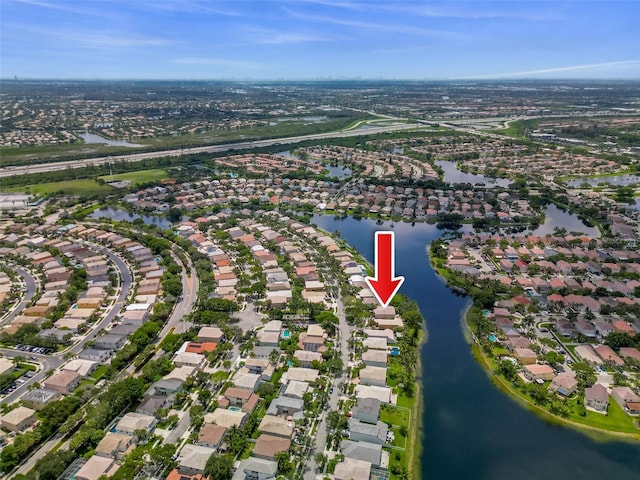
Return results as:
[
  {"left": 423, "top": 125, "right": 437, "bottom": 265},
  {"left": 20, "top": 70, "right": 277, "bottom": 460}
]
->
[
  {"left": 277, "top": 150, "right": 352, "bottom": 179},
  {"left": 78, "top": 132, "right": 142, "bottom": 147},
  {"left": 89, "top": 207, "right": 173, "bottom": 229},
  {"left": 435, "top": 160, "right": 511, "bottom": 187},
  {"left": 565, "top": 173, "right": 640, "bottom": 188},
  {"left": 531, "top": 204, "right": 600, "bottom": 237}
]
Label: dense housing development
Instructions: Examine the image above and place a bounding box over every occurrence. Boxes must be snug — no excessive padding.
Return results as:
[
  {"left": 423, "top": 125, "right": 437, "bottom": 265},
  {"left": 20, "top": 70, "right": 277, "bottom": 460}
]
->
[{"left": 0, "top": 80, "right": 639, "bottom": 480}]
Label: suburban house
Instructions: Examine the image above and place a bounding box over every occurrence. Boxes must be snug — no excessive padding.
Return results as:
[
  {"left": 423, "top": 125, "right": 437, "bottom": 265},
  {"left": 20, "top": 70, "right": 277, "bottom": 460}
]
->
[
  {"left": 43, "top": 370, "right": 82, "bottom": 395},
  {"left": 513, "top": 348, "right": 537, "bottom": 365},
  {"left": 333, "top": 458, "right": 372, "bottom": 480},
  {"left": 197, "top": 423, "right": 227, "bottom": 450},
  {"left": 358, "top": 366, "right": 388, "bottom": 387},
  {"left": 548, "top": 374, "right": 578, "bottom": 396},
  {"left": 75, "top": 456, "right": 120, "bottom": 480},
  {"left": 340, "top": 440, "right": 383, "bottom": 467},
  {"left": 21, "top": 388, "right": 61, "bottom": 410},
  {"left": 348, "top": 418, "right": 388, "bottom": 445},
  {"left": 523, "top": 364, "right": 554, "bottom": 382},
  {"left": 0, "top": 406, "right": 36, "bottom": 432},
  {"left": 293, "top": 350, "right": 322, "bottom": 367},
  {"left": 205, "top": 408, "right": 247, "bottom": 429},
  {"left": 94, "top": 334, "right": 126, "bottom": 350},
  {"left": 353, "top": 397, "right": 381, "bottom": 424},
  {"left": 177, "top": 445, "right": 215, "bottom": 476},
  {"left": 95, "top": 432, "right": 135, "bottom": 459},
  {"left": 258, "top": 415, "right": 295, "bottom": 438},
  {"left": 593, "top": 345, "right": 625, "bottom": 367},
  {"left": 574, "top": 345, "right": 603, "bottom": 366},
  {"left": 231, "top": 457, "right": 278, "bottom": 480},
  {"left": 233, "top": 372, "right": 262, "bottom": 392},
  {"left": 361, "top": 349, "right": 387, "bottom": 368},
  {"left": 115, "top": 412, "right": 156, "bottom": 436},
  {"left": 585, "top": 383, "right": 609, "bottom": 413},
  {"left": 252, "top": 434, "right": 291, "bottom": 460},
  {"left": 611, "top": 386, "right": 640, "bottom": 414},
  {"left": 198, "top": 326, "right": 224, "bottom": 343},
  {"left": 266, "top": 396, "right": 304, "bottom": 419}
]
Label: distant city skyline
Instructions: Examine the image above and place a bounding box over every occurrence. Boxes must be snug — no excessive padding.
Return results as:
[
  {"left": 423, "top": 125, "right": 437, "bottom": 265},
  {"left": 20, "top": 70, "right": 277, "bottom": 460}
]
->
[{"left": 2, "top": 0, "right": 639, "bottom": 80}]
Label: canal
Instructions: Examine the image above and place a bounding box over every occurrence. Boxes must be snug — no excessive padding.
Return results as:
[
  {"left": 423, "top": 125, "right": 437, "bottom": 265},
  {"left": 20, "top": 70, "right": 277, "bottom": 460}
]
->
[{"left": 312, "top": 214, "right": 640, "bottom": 480}]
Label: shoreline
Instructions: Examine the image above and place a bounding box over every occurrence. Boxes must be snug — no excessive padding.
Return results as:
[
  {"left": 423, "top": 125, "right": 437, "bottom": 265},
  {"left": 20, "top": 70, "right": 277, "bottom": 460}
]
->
[
  {"left": 428, "top": 243, "right": 640, "bottom": 442},
  {"left": 409, "top": 314, "right": 428, "bottom": 480},
  {"left": 323, "top": 227, "right": 428, "bottom": 478},
  {"left": 467, "top": 316, "right": 640, "bottom": 443}
]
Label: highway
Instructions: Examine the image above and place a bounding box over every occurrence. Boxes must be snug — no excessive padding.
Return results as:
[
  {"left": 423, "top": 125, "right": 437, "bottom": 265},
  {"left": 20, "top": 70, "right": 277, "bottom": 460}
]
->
[{"left": 0, "top": 122, "right": 423, "bottom": 179}]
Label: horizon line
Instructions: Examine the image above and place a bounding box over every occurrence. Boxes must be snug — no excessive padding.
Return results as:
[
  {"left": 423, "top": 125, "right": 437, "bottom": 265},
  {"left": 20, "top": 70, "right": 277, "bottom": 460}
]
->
[{"left": 2, "top": 76, "right": 640, "bottom": 82}]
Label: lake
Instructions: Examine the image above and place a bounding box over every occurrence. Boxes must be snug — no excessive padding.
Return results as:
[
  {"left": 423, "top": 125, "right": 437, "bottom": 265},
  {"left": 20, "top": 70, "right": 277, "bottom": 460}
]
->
[
  {"left": 78, "top": 132, "right": 142, "bottom": 147},
  {"left": 435, "top": 160, "right": 511, "bottom": 187},
  {"left": 311, "top": 215, "right": 640, "bottom": 480},
  {"left": 89, "top": 207, "right": 173, "bottom": 229}
]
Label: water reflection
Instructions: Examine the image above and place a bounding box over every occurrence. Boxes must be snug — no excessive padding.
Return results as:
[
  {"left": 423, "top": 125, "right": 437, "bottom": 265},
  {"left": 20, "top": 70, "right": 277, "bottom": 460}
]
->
[
  {"left": 566, "top": 173, "right": 640, "bottom": 188},
  {"left": 435, "top": 160, "right": 511, "bottom": 187},
  {"left": 78, "top": 132, "right": 142, "bottom": 147},
  {"left": 89, "top": 207, "right": 172, "bottom": 229}
]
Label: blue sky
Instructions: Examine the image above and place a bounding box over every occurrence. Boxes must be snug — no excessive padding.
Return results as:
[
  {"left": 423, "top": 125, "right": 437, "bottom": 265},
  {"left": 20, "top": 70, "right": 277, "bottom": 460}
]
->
[{"left": 1, "top": 0, "right": 639, "bottom": 80}]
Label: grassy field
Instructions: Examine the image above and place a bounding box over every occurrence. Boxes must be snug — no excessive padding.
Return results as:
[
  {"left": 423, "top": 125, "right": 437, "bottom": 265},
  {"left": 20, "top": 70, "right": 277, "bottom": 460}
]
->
[
  {"left": 2, "top": 178, "right": 111, "bottom": 196},
  {"left": 489, "top": 118, "right": 539, "bottom": 139},
  {"left": 98, "top": 168, "right": 169, "bottom": 185}
]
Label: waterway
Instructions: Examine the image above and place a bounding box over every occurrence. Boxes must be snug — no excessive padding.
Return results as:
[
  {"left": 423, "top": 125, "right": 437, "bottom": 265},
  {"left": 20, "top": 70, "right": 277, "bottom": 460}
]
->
[
  {"left": 435, "top": 160, "right": 511, "bottom": 187},
  {"left": 311, "top": 214, "right": 640, "bottom": 480},
  {"left": 78, "top": 132, "right": 142, "bottom": 147},
  {"left": 89, "top": 207, "right": 173, "bottom": 229}
]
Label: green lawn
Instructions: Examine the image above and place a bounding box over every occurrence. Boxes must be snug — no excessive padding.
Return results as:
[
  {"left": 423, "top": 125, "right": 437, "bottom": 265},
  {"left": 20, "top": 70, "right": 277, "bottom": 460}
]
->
[
  {"left": 380, "top": 404, "right": 410, "bottom": 428},
  {"left": 385, "top": 447, "right": 409, "bottom": 480},
  {"left": 396, "top": 393, "right": 415, "bottom": 410},
  {"left": 390, "top": 426, "right": 407, "bottom": 448},
  {"left": 98, "top": 168, "right": 169, "bottom": 185},
  {"left": 2, "top": 179, "right": 111, "bottom": 195},
  {"left": 90, "top": 365, "right": 108, "bottom": 381},
  {"left": 567, "top": 398, "right": 639, "bottom": 434}
]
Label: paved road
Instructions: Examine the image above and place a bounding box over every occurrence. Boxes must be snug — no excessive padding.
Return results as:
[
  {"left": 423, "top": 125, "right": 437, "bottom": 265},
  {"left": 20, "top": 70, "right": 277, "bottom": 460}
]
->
[
  {"left": 304, "top": 293, "right": 351, "bottom": 480},
  {"left": 0, "top": 123, "right": 423, "bottom": 179},
  {"left": 1, "top": 267, "right": 37, "bottom": 325},
  {"left": 159, "top": 247, "right": 199, "bottom": 338}
]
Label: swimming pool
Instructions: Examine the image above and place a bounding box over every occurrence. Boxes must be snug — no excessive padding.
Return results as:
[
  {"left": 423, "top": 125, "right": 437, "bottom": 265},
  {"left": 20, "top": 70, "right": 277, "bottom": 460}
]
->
[
  {"left": 228, "top": 406, "right": 241, "bottom": 412},
  {"left": 283, "top": 330, "right": 291, "bottom": 339},
  {"left": 489, "top": 334, "right": 497, "bottom": 342}
]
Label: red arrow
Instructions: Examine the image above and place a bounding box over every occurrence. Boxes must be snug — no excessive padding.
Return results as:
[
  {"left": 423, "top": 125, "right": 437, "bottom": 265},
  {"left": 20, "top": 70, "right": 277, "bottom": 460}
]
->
[{"left": 365, "top": 231, "right": 405, "bottom": 308}]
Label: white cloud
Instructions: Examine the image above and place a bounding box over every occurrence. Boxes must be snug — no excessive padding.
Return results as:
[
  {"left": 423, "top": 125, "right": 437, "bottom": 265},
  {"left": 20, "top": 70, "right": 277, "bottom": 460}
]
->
[
  {"left": 283, "top": 8, "right": 473, "bottom": 40},
  {"left": 242, "top": 27, "right": 347, "bottom": 45},
  {"left": 472, "top": 60, "right": 640, "bottom": 79},
  {"left": 173, "top": 57, "right": 263, "bottom": 69}
]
